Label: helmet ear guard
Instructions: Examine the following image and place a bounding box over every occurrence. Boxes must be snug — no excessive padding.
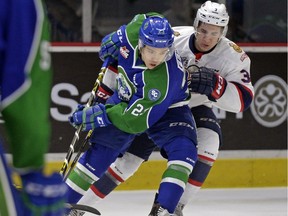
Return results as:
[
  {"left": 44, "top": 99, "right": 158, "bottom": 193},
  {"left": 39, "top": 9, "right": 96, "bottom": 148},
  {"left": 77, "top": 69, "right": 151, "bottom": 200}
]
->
[{"left": 193, "top": 0, "right": 229, "bottom": 37}]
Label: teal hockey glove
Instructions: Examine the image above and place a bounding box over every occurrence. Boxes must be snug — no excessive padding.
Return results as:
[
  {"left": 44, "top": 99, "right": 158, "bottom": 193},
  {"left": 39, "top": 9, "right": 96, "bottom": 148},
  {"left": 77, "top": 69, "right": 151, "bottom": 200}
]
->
[
  {"left": 99, "top": 31, "right": 121, "bottom": 63},
  {"left": 68, "top": 104, "right": 85, "bottom": 129},
  {"left": 70, "top": 103, "right": 111, "bottom": 131},
  {"left": 20, "top": 171, "right": 68, "bottom": 216}
]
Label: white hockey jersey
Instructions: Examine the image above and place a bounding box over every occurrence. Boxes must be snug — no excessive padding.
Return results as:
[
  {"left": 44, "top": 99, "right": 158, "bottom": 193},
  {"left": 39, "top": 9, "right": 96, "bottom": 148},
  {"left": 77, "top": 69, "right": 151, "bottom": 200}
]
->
[{"left": 173, "top": 26, "right": 254, "bottom": 113}]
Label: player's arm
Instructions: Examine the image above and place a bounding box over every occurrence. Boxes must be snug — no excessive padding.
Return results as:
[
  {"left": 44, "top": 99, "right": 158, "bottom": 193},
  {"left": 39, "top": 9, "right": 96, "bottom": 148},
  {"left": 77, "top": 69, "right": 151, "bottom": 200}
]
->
[
  {"left": 188, "top": 60, "right": 254, "bottom": 113},
  {"left": 95, "top": 64, "right": 118, "bottom": 104},
  {"left": 105, "top": 97, "right": 156, "bottom": 134},
  {"left": 214, "top": 64, "right": 254, "bottom": 112},
  {"left": 68, "top": 91, "right": 157, "bottom": 134}
]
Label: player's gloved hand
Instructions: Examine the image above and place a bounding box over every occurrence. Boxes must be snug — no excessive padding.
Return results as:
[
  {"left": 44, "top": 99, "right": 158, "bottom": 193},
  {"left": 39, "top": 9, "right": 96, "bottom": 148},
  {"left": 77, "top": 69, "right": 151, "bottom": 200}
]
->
[
  {"left": 188, "top": 66, "right": 227, "bottom": 101},
  {"left": 68, "top": 104, "right": 85, "bottom": 129},
  {"left": 69, "top": 103, "right": 111, "bottom": 131},
  {"left": 20, "top": 171, "right": 68, "bottom": 216},
  {"left": 99, "top": 31, "right": 121, "bottom": 63}
]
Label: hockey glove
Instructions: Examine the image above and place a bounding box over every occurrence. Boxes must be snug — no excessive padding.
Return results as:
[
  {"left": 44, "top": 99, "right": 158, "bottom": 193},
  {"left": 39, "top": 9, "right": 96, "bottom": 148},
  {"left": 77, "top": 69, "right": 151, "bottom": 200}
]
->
[
  {"left": 99, "top": 31, "right": 121, "bottom": 63},
  {"left": 69, "top": 103, "right": 111, "bottom": 131},
  {"left": 20, "top": 171, "right": 67, "bottom": 216},
  {"left": 188, "top": 66, "right": 227, "bottom": 101},
  {"left": 68, "top": 104, "right": 85, "bottom": 129}
]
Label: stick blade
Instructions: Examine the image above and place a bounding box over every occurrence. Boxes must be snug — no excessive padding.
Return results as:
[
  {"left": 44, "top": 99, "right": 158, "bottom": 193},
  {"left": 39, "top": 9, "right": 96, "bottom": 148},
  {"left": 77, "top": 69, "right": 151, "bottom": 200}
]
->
[{"left": 65, "top": 203, "right": 101, "bottom": 215}]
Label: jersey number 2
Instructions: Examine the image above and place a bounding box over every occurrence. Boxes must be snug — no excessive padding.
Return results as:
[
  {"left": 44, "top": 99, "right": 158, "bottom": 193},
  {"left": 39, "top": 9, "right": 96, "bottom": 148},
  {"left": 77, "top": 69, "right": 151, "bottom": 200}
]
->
[{"left": 131, "top": 104, "right": 144, "bottom": 116}]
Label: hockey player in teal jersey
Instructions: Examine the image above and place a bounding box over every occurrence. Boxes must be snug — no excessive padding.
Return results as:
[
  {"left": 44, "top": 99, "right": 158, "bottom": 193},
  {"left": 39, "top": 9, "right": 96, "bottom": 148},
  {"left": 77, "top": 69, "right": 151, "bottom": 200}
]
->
[
  {"left": 66, "top": 13, "right": 198, "bottom": 215},
  {"left": 0, "top": 0, "right": 67, "bottom": 215},
  {"left": 71, "top": 2, "right": 254, "bottom": 216}
]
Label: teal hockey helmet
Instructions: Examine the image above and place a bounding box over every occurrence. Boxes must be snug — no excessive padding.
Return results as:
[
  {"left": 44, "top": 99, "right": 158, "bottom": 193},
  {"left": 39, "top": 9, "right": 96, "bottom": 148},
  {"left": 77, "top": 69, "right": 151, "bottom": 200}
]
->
[{"left": 139, "top": 16, "right": 174, "bottom": 48}]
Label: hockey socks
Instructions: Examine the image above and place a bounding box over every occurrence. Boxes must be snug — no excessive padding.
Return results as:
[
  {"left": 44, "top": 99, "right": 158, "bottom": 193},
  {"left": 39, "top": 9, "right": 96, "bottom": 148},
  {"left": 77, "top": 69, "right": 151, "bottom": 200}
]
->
[
  {"left": 179, "top": 157, "right": 214, "bottom": 205},
  {"left": 77, "top": 152, "right": 143, "bottom": 206},
  {"left": 156, "top": 163, "right": 192, "bottom": 213},
  {"left": 65, "top": 166, "right": 96, "bottom": 204}
]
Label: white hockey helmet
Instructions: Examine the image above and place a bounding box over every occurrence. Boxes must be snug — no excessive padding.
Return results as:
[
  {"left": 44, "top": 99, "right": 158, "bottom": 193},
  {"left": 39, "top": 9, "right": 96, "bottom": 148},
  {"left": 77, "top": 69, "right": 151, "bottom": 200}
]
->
[{"left": 194, "top": 1, "right": 229, "bottom": 36}]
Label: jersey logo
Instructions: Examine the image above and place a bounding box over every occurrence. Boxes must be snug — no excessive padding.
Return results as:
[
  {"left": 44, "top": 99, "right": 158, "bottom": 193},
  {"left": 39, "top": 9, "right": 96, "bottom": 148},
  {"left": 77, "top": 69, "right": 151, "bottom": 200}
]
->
[
  {"left": 120, "top": 46, "right": 130, "bottom": 59},
  {"left": 240, "top": 53, "right": 249, "bottom": 62},
  {"left": 229, "top": 43, "right": 242, "bottom": 53},
  {"left": 117, "top": 74, "right": 132, "bottom": 101},
  {"left": 148, "top": 89, "right": 161, "bottom": 101},
  {"left": 215, "top": 75, "right": 225, "bottom": 96}
]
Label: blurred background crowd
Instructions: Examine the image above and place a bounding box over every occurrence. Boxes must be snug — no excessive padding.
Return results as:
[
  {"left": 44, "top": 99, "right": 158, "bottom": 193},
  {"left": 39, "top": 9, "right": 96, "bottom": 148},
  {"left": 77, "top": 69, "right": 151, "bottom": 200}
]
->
[{"left": 44, "top": 0, "right": 287, "bottom": 43}]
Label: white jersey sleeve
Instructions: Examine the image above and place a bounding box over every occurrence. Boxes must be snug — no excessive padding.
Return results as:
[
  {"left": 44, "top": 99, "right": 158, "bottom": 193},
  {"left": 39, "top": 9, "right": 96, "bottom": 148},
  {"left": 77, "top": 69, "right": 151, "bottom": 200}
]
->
[
  {"left": 102, "top": 65, "right": 118, "bottom": 91},
  {"left": 173, "top": 26, "right": 254, "bottom": 113}
]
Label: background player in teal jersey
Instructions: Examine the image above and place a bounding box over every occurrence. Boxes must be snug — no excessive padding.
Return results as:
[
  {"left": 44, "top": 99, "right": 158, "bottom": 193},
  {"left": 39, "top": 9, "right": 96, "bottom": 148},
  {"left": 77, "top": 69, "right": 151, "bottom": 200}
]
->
[
  {"left": 66, "top": 13, "right": 198, "bottom": 215},
  {"left": 0, "top": 0, "right": 67, "bottom": 215}
]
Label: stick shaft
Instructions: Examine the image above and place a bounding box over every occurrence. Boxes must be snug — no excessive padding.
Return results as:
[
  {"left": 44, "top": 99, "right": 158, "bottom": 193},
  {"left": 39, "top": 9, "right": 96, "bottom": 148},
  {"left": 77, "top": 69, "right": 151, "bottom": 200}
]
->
[{"left": 60, "top": 58, "right": 111, "bottom": 179}]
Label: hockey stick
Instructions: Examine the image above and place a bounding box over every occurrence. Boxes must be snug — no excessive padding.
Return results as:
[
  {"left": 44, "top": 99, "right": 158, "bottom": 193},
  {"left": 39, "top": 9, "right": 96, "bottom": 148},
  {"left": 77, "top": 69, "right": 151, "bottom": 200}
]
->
[
  {"left": 65, "top": 203, "right": 101, "bottom": 215},
  {"left": 60, "top": 57, "right": 111, "bottom": 179},
  {"left": 62, "top": 130, "right": 92, "bottom": 181}
]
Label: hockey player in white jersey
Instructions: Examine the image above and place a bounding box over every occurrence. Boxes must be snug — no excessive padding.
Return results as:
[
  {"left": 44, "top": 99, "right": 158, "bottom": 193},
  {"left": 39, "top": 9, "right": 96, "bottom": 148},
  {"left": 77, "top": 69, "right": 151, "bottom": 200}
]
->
[{"left": 72, "top": 1, "right": 254, "bottom": 215}]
